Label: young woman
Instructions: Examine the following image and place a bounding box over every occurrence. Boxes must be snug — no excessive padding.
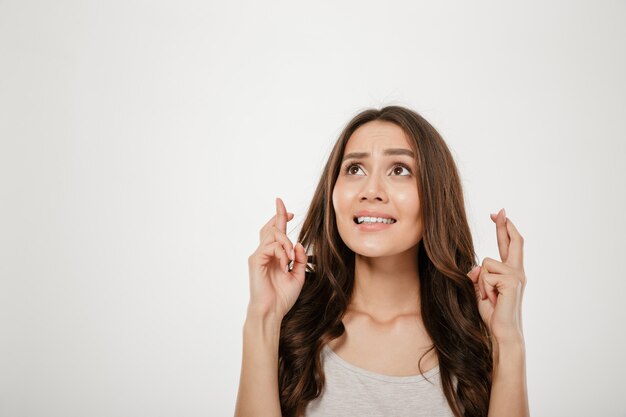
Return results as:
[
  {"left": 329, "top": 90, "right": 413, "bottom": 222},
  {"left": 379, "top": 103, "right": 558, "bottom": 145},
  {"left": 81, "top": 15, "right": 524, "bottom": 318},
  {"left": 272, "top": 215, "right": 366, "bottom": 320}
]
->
[{"left": 234, "top": 106, "right": 529, "bottom": 417}]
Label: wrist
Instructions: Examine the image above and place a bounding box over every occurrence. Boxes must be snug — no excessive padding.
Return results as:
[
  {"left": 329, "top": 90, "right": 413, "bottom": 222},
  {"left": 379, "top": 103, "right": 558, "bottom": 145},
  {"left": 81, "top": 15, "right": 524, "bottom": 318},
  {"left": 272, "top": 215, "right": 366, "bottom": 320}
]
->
[
  {"left": 493, "top": 329, "right": 525, "bottom": 348},
  {"left": 246, "top": 303, "right": 284, "bottom": 324},
  {"left": 492, "top": 337, "right": 525, "bottom": 372},
  {"left": 245, "top": 306, "right": 284, "bottom": 339}
]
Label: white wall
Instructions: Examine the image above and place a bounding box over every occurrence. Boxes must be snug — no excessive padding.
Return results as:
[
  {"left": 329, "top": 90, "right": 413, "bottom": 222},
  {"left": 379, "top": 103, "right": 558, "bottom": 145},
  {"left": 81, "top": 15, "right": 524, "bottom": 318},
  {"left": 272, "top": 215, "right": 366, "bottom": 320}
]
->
[{"left": 1, "top": 1, "right": 624, "bottom": 416}]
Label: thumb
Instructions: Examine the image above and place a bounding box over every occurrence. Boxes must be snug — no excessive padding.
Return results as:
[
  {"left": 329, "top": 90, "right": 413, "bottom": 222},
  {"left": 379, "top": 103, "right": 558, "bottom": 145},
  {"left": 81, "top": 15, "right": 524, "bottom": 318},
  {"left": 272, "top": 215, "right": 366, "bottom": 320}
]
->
[
  {"left": 467, "top": 265, "right": 480, "bottom": 284},
  {"left": 468, "top": 265, "right": 488, "bottom": 301},
  {"left": 290, "top": 242, "right": 308, "bottom": 286}
]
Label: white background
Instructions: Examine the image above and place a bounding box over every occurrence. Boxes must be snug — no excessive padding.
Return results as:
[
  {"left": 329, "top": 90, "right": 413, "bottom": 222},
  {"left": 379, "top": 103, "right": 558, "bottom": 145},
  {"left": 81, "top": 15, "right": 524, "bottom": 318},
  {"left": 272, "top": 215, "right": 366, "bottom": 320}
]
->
[{"left": 1, "top": 1, "right": 625, "bottom": 416}]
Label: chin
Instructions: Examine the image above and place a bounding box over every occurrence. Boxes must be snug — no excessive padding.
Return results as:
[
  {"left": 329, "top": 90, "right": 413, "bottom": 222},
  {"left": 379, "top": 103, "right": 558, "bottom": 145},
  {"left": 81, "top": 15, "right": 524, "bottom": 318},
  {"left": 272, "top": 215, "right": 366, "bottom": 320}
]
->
[
  {"left": 344, "top": 237, "right": 422, "bottom": 259},
  {"left": 346, "top": 243, "right": 399, "bottom": 258}
]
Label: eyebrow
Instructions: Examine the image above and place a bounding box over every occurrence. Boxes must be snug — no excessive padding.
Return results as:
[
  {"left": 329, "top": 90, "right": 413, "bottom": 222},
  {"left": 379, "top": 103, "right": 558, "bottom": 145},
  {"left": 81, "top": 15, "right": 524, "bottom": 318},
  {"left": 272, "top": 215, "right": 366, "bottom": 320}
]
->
[{"left": 342, "top": 148, "right": 415, "bottom": 161}]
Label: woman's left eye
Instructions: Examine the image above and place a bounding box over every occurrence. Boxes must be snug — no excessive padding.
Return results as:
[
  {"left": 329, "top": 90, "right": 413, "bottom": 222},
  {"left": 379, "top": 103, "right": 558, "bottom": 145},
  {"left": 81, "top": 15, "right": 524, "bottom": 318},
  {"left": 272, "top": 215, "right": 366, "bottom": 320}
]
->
[{"left": 391, "top": 165, "right": 411, "bottom": 176}]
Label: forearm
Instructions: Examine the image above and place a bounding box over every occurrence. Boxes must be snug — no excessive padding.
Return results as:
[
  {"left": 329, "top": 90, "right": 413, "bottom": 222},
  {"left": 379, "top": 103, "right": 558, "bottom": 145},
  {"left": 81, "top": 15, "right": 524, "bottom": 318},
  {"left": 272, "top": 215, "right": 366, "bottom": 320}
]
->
[
  {"left": 488, "top": 339, "right": 530, "bottom": 417},
  {"left": 234, "top": 310, "right": 283, "bottom": 417}
]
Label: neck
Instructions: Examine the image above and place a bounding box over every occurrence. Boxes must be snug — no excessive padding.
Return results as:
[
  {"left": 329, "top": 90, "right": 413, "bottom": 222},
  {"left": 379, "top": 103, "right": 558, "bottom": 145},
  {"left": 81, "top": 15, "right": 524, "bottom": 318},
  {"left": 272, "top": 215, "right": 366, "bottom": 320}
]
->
[{"left": 349, "top": 244, "right": 421, "bottom": 322}]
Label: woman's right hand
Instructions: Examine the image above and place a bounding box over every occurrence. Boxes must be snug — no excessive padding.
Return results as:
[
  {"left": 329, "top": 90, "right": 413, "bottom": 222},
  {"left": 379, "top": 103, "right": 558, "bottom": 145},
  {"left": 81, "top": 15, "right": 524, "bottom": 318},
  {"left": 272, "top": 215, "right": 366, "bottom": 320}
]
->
[{"left": 247, "top": 197, "right": 308, "bottom": 321}]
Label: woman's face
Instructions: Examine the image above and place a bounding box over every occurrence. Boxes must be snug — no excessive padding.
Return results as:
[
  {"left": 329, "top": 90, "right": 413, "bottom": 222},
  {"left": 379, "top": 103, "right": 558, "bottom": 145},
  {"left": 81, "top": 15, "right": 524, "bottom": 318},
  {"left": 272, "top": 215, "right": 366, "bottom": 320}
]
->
[{"left": 332, "top": 120, "right": 423, "bottom": 258}]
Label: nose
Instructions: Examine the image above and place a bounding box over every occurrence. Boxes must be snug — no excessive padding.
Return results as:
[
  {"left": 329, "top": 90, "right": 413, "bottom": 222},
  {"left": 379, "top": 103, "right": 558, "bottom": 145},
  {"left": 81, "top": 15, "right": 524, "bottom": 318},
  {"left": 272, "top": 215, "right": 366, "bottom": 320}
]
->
[{"left": 359, "top": 173, "right": 388, "bottom": 203}]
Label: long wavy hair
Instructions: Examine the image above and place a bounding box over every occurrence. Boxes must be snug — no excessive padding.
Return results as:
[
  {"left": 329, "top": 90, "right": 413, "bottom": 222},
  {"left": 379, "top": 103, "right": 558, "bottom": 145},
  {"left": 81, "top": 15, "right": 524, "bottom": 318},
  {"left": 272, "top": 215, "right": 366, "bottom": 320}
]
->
[{"left": 278, "top": 105, "right": 493, "bottom": 417}]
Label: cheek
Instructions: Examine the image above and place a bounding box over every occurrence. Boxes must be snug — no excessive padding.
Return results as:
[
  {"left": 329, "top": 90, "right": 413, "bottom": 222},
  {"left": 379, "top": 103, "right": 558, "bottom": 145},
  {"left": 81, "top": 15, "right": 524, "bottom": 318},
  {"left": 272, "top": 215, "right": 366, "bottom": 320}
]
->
[
  {"left": 396, "top": 187, "right": 421, "bottom": 220},
  {"left": 332, "top": 180, "right": 348, "bottom": 211},
  {"left": 331, "top": 183, "right": 344, "bottom": 220},
  {"left": 332, "top": 181, "right": 358, "bottom": 226}
]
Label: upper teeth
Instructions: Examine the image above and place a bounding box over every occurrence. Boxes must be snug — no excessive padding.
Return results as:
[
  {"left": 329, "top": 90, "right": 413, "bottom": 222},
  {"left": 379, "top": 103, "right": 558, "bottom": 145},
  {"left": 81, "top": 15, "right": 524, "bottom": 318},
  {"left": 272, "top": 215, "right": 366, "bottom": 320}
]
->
[{"left": 357, "top": 217, "right": 396, "bottom": 224}]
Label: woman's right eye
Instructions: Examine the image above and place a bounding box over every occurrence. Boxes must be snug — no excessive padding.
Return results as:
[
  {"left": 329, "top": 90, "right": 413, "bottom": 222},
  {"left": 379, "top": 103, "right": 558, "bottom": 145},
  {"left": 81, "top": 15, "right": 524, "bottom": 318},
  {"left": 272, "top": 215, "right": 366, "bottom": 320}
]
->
[{"left": 345, "top": 164, "right": 364, "bottom": 175}]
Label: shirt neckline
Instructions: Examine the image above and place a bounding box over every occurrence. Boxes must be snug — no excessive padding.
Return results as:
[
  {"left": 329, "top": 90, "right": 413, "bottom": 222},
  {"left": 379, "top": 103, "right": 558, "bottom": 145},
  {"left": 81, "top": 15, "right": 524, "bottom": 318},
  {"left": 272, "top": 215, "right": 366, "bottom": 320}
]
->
[{"left": 322, "top": 344, "right": 441, "bottom": 384}]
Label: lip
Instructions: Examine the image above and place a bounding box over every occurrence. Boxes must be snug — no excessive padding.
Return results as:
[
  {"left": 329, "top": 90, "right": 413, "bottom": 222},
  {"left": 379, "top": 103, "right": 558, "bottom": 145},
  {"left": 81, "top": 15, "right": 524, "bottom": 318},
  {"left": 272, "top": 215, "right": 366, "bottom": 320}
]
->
[
  {"left": 354, "top": 221, "right": 394, "bottom": 231},
  {"left": 352, "top": 210, "right": 397, "bottom": 231},
  {"left": 353, "top": 210, "right": 397, "bottom": 220}
]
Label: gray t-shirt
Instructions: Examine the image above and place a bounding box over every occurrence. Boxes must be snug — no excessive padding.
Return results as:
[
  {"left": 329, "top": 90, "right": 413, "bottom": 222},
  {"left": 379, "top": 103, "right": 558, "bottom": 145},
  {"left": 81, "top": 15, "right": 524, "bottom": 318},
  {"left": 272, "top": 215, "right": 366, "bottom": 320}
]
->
[{"left": 304, "top": 345, "right": 457, "bottom": 417}]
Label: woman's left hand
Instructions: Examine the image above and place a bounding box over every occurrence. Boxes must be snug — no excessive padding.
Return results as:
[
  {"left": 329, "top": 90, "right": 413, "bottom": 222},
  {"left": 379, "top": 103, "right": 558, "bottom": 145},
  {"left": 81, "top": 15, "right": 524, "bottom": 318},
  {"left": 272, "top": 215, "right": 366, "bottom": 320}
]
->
[{"left": 467, "top": 209, "right": 526, "bottom": 345}]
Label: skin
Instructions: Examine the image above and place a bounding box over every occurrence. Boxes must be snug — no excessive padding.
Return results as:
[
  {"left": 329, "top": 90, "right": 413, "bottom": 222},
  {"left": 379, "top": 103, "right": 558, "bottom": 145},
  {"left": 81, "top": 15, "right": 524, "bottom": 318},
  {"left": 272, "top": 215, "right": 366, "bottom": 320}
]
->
[
  {"left": 238, "top": 121, "right": 529, "bottom": 417},
  {"left": 329, "top": 120, "right": 436, "bottom": 375}
]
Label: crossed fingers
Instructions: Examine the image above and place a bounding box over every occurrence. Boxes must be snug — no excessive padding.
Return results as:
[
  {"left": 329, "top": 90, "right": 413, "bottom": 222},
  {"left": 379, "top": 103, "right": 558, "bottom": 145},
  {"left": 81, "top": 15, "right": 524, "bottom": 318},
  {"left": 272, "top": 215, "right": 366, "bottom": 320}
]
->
[
  {"left": 257, "top": 198, "right": 296, "bottom": 269},
  {"left": 469, "top": 212, "right": 526, "bottom": 303}
]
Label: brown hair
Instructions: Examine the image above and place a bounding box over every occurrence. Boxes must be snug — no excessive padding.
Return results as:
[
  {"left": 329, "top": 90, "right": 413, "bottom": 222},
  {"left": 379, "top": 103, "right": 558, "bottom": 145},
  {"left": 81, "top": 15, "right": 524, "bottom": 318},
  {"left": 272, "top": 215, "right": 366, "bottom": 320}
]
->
[{"left": 278, "top": 105, "right": 492, "bottom": 417}]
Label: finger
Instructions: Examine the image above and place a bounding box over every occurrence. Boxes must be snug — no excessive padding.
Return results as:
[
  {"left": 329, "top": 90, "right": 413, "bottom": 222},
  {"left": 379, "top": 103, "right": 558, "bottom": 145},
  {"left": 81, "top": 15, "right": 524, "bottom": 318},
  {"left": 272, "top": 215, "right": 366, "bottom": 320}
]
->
[
  {"left": 275, "top": 197, "right": 288, "bottom": 234},
  {"left": 259, "top": 241, "right": 290, "bottom": 272},
  {"left": 481, "top": 264, "right": 522, "bottom": 296},
  {"left": 289, "top": 242, "right": 308, "bottom": 285},
  {"left": 481, "top": 257, "right": 515, "bottom": 275},
  {"left": 259, "top": 212, "right": 294, "bottom": 241},
  {"left": 475, "top": 288, "right": 495, "bottom": 329},
  {"left": 478, "top": 269, "right": 487, "bottom": 300},
  {"left": 481, "top": 270, "right": 522, "bottom": 327},
  {"left": 259, "top": 212, "right": 294, "bottom": 237},
  {"left": 504, "top": 217, "right": 524, "bottom": 269},
  {"left": 479, "top": 266, "right": 498, "bottom": 305},
  {"left": 481, "top": 257, "right": 515, "bottom": 301},
  {"left": 467, "top": 265, "right": 486, "bottom": 300},
  {"left": 260, "top": 226, "right": 295, "bottom": 261},
  {"left": 466, "top": 265, "right": 480, "bottom": 284},
  {"left": 490, "top": 208, "right": 510, "bottom": 263}
]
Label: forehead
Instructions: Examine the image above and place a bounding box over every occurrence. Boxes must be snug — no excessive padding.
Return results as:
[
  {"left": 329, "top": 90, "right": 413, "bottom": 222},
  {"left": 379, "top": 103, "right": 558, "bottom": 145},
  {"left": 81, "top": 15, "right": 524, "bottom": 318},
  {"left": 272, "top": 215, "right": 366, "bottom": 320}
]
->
[{"left": 344, "top": 120, "right": 411, "bottom": 152}]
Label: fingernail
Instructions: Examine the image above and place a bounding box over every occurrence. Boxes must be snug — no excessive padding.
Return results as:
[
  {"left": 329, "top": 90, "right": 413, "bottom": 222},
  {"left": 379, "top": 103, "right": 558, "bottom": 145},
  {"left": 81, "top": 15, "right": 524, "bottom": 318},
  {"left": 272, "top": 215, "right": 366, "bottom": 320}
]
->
[
  {"left": 291, "top": 248, "right": 295, "bottom": 260},
  {"left": 501, "top": 208, "right": 506, "bottom": 218}
]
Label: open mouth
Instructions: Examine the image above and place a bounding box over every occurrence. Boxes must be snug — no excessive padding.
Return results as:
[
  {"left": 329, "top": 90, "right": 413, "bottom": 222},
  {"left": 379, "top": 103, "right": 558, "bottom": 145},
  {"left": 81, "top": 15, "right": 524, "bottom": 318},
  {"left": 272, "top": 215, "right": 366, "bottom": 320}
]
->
[{"left": 353, "top": 216, "right": 397, "bottom": 225}]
